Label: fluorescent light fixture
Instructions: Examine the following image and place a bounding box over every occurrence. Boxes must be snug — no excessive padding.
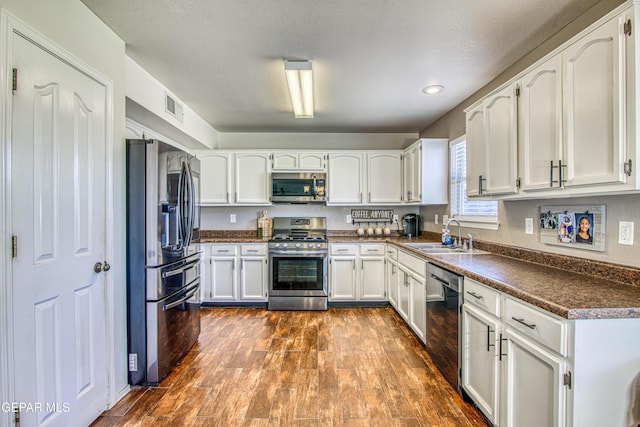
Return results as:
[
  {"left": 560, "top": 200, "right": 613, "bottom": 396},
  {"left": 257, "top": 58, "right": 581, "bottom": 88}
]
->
[
  {"left": 284, "top": 60, "right": 314, "bottom": 118},
  {"left": 422, "top": 84, "right": 444, "bottom": 94}
]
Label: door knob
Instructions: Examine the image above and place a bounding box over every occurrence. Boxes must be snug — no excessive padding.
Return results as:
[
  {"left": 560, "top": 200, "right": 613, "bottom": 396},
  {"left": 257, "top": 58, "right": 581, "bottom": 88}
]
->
[{"left": 94, "top": 261, "right": 111, "bottom": 273}]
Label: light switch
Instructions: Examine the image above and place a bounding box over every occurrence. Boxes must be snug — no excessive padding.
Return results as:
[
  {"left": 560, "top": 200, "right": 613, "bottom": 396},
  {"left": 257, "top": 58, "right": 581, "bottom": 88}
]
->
[
  {"left": 346, "top": 214, "right": 352, "bottom": 224},
  {"left": 525, "top": 218, "right": 534, "bottom": 235},
  {"left": 230, "top": 214, "right": 236, "bottom": 223},
  {"left": 435, "top": 214, "right": 439, "bottom": 225},
  {"left": 619, "top": 221, "right": 634, "bottom": 245}
]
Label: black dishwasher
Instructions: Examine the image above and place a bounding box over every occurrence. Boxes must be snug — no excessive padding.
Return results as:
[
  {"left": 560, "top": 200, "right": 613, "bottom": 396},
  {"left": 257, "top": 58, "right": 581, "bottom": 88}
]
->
[{"left": 426, "top": 262, "right": 462, "bottom": 391}]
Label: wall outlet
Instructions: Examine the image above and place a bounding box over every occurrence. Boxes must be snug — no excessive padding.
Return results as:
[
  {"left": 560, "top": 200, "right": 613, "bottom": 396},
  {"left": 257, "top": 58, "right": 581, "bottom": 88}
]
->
[
  {"left": 435, "top": 214, "right": 439, "bottom": 225},
  {"left": 346, "top": 214, "right": 352, "bottom": 224},
  {"left": 525, "top": 218, "right": 534, "bottom": 235},
  {"left": 619, "top": 221, "right": 634, "bottom": 245},
  {"left": 230, "top": 214, "right": 236, "bottom": 223},
  {"left": 393, "top": 214, "right": 399, "bottom": 223}
]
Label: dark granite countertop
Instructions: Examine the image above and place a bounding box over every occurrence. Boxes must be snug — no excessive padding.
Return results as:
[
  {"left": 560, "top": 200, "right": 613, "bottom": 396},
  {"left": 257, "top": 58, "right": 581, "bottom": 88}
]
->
[{"left": 199, "top": 231, "right": 640, "bottom": 320}]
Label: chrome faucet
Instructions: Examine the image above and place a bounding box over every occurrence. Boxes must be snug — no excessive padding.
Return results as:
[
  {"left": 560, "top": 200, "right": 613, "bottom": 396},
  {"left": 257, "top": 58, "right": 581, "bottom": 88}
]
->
[{"left": 444, "top": 218, "right": 462, "bottom": 248}]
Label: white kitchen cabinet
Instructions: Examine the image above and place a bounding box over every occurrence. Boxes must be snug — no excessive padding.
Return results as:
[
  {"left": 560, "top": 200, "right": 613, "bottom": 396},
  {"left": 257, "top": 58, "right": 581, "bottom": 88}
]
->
[
  {"left": 518, "top": 55, "right": 564, "bottom": 192},
  {"left": 465, "top": 104, "right": 485, "bottom": 197},
  {"left": 204, "top": 244, "right": 268, "bottom": 302},
  {"left": 367, "top": 152, "right": 403, "bottom": 204},
  {"left": 396, "top": 266, "right": 411, "bottom": 321},
  {"left": 235, "top": 152, "right": 271, "bottom": 204},
  {"left": 461, "top": 303, "right": 501, "bottom": 425},
  {"left": 385, "top": 246, "right": 399, "bottom": 308},
  {"left": 502, "top": 327, "right": 568, "bottom": 427},
  {"left": 327, "top": 152, "right": 364, "bottom": 204},
  {"left": 408, "top": 273, "right": 426, "bottom": 343},
  {"left": 562, "top": 13, "right": 628, "bottom": 189},
  {"left": 402, "top": 139, "right": 448, "bottom": 204},
  {"left": 359, "top": 244, "right": 386, "bottom": 300},
  {"left": 396, "top": 249, "right": 427, "bottom": 342},
  {"left": 271, "top": 152, "right": 326, "bottom": 171},
  {"left": 197, "top": 152, "right": 232, "bottom": 204},
  {"left": 484, "top": 84, "right": 519, "bottom": 196},
  {"left": 329, "top": 244, "right": 386, "bottom": 301}
]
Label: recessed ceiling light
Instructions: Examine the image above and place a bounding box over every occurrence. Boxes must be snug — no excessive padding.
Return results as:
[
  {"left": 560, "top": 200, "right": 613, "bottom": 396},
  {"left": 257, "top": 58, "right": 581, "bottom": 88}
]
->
[{"left": 422, "top": 85, "right": 444, "bottom": 95}]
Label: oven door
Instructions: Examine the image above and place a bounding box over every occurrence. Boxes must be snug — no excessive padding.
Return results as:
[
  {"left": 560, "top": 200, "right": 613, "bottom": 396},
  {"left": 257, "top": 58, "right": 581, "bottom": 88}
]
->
[{"left": 269, "top": 251, "right": 328, "bottom": 296}]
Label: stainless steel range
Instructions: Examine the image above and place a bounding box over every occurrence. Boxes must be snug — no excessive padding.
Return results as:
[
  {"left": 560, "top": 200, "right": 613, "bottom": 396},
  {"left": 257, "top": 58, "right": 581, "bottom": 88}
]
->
[{"left": 268, "top": 217, "right": 328, "bottom": 311}]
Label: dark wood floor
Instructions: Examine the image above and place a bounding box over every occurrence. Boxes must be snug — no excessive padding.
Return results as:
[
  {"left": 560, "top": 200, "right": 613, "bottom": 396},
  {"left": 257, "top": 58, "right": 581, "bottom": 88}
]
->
[{"left": 92, "top": 307, "right": 489, "bottom": 426}]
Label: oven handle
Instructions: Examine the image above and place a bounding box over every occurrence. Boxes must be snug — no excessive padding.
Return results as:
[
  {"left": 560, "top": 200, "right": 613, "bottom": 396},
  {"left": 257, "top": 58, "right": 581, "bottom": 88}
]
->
[
  {"left": 163, "top": 283, "right": 200, "bottom": 311},
  {"left": 269, "top": 251, "right": 327, "bottom": 257}
]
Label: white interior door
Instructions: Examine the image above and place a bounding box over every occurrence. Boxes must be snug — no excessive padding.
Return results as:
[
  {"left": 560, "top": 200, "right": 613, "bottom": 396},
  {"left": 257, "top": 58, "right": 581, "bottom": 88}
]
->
[{"left": 11, "top": 34, "right": 108, "bottom": 426}]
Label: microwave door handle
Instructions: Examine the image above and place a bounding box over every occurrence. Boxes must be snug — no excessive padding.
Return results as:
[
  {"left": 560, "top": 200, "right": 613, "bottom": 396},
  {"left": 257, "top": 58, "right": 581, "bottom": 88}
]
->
[{"left": 312, "top": 177, "right": 318, "bottom": 199}]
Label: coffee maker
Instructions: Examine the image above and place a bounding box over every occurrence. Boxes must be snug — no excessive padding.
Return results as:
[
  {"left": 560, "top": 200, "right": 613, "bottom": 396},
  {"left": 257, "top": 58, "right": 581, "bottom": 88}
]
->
[{"left": 402, "top": 213, "right": 420, "bottom": 238}]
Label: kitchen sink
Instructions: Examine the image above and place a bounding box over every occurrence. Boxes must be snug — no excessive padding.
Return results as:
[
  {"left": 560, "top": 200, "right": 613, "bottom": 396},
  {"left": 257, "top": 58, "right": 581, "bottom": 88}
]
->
[{"left": 404, "top": 242, "right": 489, "bottom": 254}]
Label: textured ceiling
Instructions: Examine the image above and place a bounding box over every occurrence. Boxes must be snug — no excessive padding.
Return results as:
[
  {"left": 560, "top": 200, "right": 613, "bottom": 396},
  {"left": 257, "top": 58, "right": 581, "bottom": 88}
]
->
[{"left": 82, "top": 0, "right": 601, "bottom": 133}]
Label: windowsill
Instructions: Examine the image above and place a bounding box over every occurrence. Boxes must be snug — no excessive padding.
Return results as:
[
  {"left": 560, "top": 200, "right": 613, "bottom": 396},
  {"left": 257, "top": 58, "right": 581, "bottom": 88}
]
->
[{"left": 450, "top": 217, "right": 500, "bottom": 231}]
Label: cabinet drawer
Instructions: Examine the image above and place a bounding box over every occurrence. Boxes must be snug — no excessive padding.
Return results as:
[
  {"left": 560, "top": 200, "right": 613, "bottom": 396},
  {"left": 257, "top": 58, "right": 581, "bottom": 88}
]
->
[
  {"left": 464, "top": 278, "right": 501, "bottom": 317},
  {"left": 360, "top": 244, "right": 385, "bottom": 256},
  {"left": 330, "top": 244, "right": 358, "bottom": 255},
  {"left": 398, "top": 250, "right": 426, "bottom": 279},
  {"left": 386, "top": 245, "right": 398, "bottom": 261},
  {"left": 240, "top": 244, "right": 267, "bottom": 256},
  {"left": 505, "top": 297, "right": 568, "bottom": 356},
  {"left": 210, "top": 245, "right": 238, "bottom": 256}
]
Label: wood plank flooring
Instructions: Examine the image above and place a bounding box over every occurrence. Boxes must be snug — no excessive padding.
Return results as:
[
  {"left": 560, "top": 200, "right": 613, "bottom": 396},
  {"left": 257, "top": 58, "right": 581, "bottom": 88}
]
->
[{"left": 92, "top": 307, "right": 489, "bottom": 426}]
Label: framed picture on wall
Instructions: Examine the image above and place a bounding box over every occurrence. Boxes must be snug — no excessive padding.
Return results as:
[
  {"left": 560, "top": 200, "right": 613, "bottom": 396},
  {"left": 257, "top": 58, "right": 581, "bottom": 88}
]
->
[{"left": 540, "top": 205, "right": 605, "bottom": 252}]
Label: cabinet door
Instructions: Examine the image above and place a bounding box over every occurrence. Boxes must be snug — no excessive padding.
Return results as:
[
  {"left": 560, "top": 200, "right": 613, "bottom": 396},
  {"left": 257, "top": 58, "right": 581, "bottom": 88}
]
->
[
  {"left": 209, "top": 256, "right": 236, "bottom": 300},
  {"left": 239, "top": 256, "right": 268, "bottom": 300},
  {"left": 461, "top": 304, "right": 501, "bottom": 425},
  {"left": 409, "top": 275, "right": 426, "bottom": 343},
  {"left": 402, "top": 149, "right": 412, "bottom": 202},
  {"left": 483, "top": 84, "right": 518, "bottom": 195},
  {"left": 271, "top": 152, "right": 298, "bottom": 170},
  {"left": 466, "top": 104, "right": 485, "bottom": 197},
  {"left": 329, "top": 257, "right": 356, "bottom": 300},
  {"left": 235, "top": 153, "right": 271, "bottom": 204},
  {"left": 198, "top": 152, "right": 231, "bottom": 204},
  {"left": 299, "top": 153, "right": 326, "bottom": 170},
  {"left": 327, "top": 153, "right": 364, "bottom": 204},
  {"left": 519, "top": 55, "right": 564, "bottom": 192},
  {"left": 502, "top": 329, "right": 568, "bottom": 427},
  {"left": 409, "top": 145, "right": 421, "bottom": 203},
  {"left": 386, "top": 260, "right": 399, "bottom": 308},
  {"left": 360, "top": 256, "right": 386, "bottom": 300},
  {"left": 367, "top": 153, "right": 403, "bottom": 204},
  {"left": 396, "top": 269, "right": 410, "bottom": 320},
  {"left": 563, "top": 14, "right": 627, "bottom": 188}
]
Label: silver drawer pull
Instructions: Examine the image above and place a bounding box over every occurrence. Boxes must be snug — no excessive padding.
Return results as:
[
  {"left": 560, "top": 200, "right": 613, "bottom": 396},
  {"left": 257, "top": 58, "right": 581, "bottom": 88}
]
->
[
  {"left": 366, "top": 249, "right": 378, "bottom": 252},
  {"left": 216, "top": 250, "right": 230, "bottom": 253},
  {"left": 466, "top": 291, "right": 483, "bottom": 300},
  {"left": 246, "top": 249, "right": 259, "bottom": 253},
  {"left": 511, "top": 317, "right": 536, "bottom": 330},
  {"left": 336, "top": 249, "right": 349, "bottom": 252}
]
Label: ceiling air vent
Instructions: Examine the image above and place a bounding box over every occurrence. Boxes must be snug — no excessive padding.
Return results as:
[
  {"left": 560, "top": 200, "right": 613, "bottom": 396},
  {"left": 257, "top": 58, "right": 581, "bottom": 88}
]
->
[{"left": 165, "top": 92, "right": 184, "bottom": 123}]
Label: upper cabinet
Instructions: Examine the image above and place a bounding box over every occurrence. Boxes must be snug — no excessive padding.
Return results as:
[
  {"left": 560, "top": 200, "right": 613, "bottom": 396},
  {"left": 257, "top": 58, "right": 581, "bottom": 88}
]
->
[
  {"left": 466, "top": 85, "right": 519, "bottom": 197},
  {"left": 235, "top": 153, "right": 271, "bottom": 204},
  {"left": 367, "top": 152, "right": 403, "bottom": 204},
  {"left": 199, "top": 152, "right": 232, "bottom": 204},
  {"left": 403, "top": 138, "right": 449, "bottom": 205},
  {"left": 468, "top": 5, "right": 638, "bottom": 200},
  {"left": 327, "top": 152, "right": 365, "bottom": 204},
  {"left": 271, "top": 152, "right": 326, "bottom": 171}
]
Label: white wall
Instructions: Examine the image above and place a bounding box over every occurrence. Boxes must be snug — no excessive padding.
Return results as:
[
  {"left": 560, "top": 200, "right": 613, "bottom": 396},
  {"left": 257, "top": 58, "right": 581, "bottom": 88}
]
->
[
  {"left": 202, "top": 204, "right": 419, "bottom": 233},
  {"left": 0, "top": 0, "right": 129, "bottom": 409}
]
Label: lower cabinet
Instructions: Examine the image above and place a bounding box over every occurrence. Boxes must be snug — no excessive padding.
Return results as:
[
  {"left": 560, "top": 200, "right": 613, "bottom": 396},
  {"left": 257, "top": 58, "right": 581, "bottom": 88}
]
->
[
  {"left": 203, "top": 243, "right": 268, "bottom": 302},
  {"left": 328, "top": 243, "right": 386, "bottom": 301},
  {"left": 396, "top": 249, "right": 427, "bottom": 344},
  {"left": 386, "top": 246, "right": 399, "bottom": 308},
  {"left": 462, "top": 277, "right": 640, "bottom": 427}
]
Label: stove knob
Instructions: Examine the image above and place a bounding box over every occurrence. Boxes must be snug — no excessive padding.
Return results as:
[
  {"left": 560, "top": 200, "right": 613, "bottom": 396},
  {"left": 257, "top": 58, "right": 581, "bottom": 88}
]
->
[
  {"left": 308, "top": 243, "right": 314, "bottom": 248},
  {"left": 316, "top": 243, "right": 322, "bottom": 248},
  {"left": 283, "top": 243, "right": 288, "bottom": 248},
  {"left": 275, "top": 243, "right": 280, "bottom": 248},
  {"left": 295, "top": 243, "right": 301, "bottom": 248}
]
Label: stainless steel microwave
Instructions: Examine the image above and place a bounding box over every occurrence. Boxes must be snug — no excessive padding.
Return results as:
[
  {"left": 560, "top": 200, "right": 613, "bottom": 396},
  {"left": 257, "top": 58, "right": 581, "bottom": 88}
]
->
[{"left": 271, "top": 173, "right": 326, "bottom": 204}]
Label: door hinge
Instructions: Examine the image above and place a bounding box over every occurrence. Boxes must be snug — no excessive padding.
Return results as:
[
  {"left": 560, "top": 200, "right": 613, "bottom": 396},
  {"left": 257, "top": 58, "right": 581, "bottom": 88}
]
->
[
  {"left": 14, "top": 408, "right": 20, "bottom": 427},
  {"left": 624, "top": 19, "right": 632, "bottom": 36},
  {"left": 516, "top": 177, "right": 521, "bottom": 189},
  {"left": 624, "top": 159, "right": 633, "bottom": 177},
  {"left": 515, "top": 85, "right": 521, "bottom": 97},
  {"left": 11, "top": 235, "right": 17, "bottom": 258},
  {"left": 563, "top": 371, "right": 572, "bottom": 389},
  {"left": 12, "top": 68, "right": 17, "bottom": 93}
]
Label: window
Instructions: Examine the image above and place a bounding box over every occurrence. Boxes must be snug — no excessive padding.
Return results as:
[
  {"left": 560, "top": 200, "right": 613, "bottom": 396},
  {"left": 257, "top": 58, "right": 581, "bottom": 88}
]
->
[{"left": 449, "top": 136, "right": 499, "bottom": 230}]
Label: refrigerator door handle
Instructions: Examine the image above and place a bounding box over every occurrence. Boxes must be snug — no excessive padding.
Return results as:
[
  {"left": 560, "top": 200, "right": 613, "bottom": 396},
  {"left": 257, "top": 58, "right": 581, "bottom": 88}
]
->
[
  {"left": 184, "top": 160, "right": 195, "bottom": 247},
  {"left": 163, "top": 282, "right": 200, "bottom": 311}
]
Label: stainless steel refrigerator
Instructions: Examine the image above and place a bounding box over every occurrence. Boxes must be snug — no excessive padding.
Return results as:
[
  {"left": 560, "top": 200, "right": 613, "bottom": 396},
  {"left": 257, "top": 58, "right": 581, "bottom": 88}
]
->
[{"left": 125, "top": 139, "right": 201, "bottom": 385}]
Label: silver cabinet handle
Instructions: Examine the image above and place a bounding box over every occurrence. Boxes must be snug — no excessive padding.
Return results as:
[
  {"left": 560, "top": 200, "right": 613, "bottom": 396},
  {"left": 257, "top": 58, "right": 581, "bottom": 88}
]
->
[
  {"left": 511, "top": 317, "right": 536, "bottom": 330},
  {"left": 487, "top": 325, "right": 495, "bottom": 352},
  {"left": 466, "top": 291, "right": 483, "bottom": 300},
  {"left": 247, "top": 249, "right": 259, "bottom": 253}
]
